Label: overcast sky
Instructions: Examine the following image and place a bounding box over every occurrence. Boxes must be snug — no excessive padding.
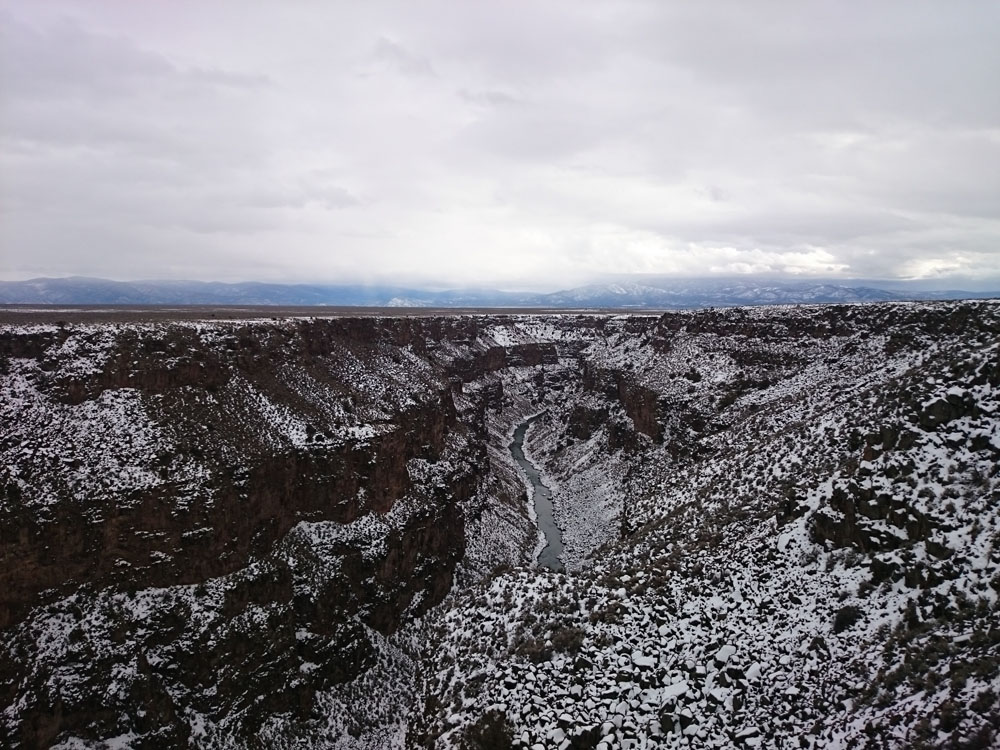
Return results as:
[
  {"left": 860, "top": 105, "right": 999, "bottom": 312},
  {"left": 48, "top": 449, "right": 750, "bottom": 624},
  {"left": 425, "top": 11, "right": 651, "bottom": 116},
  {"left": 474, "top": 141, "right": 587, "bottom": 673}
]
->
[{"left": 1, "top": 1, "right": 998, "bottom": 290}]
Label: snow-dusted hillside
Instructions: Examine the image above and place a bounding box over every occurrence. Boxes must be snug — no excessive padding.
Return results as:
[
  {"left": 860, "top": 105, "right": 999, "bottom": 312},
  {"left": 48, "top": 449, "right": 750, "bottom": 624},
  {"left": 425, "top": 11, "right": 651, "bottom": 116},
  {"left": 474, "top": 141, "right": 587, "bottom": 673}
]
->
[
  {"left": 1, "top": 301, "right": 997, "bottom": 749},
  {"left": 412, "top": 302, "right": 1000, "bottom": 750}
]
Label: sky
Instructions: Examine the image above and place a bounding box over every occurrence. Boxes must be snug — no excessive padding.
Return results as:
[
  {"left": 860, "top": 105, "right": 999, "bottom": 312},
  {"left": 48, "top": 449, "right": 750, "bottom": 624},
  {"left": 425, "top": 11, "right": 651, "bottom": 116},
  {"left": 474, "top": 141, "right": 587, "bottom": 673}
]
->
[{"left": 1, "top": 1, "right": 999, "bottom": 290}]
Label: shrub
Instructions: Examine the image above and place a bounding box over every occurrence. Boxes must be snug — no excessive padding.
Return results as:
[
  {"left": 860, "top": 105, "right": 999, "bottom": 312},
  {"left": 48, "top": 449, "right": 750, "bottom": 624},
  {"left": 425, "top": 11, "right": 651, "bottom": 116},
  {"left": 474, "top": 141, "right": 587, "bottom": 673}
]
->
[
  {"left": 833, "top": 605, "right": 863, "bottom": 634},
  {"left": 515, "top": 637, "right": 552, "bottom": 663},
  {"left": 550, "top": 625, "right": 586, "bottom": 653},
  {"left": 462, "top": 709, "right": 514, "bottom": 750}
]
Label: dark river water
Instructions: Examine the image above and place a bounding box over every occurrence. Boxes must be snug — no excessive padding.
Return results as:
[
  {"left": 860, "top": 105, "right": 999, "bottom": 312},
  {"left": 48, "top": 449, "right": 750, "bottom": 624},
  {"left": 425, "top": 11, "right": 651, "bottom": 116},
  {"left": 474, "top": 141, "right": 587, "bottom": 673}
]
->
[{"left": 510, "top": 416, "right": 565, "bottom": 572}]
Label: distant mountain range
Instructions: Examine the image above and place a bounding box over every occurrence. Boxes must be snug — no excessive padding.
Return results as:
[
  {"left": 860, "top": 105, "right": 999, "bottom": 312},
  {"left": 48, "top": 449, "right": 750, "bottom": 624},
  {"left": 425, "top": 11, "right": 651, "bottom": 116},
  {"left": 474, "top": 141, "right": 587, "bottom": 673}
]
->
[{"left": 1, "top": 276, "right": 997, "bottom": 309}]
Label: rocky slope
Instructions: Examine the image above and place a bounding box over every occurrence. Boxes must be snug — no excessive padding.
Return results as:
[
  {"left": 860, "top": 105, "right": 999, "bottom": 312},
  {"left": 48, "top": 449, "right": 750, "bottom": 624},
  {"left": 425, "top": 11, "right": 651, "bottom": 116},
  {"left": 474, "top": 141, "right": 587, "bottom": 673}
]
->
[
  {"left": 415, "top": 302, "right": 1000, "bottom": 750},
  {"left": 1, "top": 302, "right": 998, "bottom": 748}
]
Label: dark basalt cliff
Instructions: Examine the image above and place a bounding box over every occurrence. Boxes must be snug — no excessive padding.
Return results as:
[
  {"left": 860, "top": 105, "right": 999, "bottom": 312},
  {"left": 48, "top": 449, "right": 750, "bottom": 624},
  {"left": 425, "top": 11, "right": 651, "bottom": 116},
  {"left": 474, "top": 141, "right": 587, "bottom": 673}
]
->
[
  {"left": 581, "top": 362, "right": 662, "bottom": 443},
  {"left": 0, "top": 323, "right": 462, "bottom": 627},
  {"left": 0, "top": 395, "right": 458, "bottom": 630},
  {"left": 0, "top": 318, "right": 489, "bottom": 746}
]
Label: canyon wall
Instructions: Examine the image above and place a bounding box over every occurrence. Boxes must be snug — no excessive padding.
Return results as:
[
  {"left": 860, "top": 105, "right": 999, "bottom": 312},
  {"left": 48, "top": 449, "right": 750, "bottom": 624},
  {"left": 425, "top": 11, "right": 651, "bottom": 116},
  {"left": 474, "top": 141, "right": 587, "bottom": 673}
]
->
[{"left": 2, "top": 302, "right": 998, "bottom": 749}]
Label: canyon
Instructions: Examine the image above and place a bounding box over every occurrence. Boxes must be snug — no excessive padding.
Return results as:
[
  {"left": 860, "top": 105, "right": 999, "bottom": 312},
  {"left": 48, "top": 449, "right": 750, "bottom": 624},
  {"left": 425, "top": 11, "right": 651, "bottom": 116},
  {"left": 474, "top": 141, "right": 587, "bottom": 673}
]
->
[{"left": 0, "top": 301, "right": 998, "bottom": 749}]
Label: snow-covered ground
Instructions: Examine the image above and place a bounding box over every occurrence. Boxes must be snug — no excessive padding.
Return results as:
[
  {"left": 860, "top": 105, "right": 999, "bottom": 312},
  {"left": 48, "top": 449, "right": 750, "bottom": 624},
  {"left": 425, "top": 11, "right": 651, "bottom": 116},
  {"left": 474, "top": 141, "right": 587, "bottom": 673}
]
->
[{"left": 2, "top": 301, "right": 998, "bottom": 748}]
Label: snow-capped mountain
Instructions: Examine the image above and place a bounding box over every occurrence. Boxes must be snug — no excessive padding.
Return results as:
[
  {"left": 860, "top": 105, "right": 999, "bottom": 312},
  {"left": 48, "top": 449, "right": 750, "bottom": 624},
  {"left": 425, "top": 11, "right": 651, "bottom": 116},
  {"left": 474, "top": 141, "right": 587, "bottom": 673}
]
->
[
  {"left": 539, "top": 282, "right": 691, "bottom": 307},
  {"left": 538, "top": 281, "right": 911, "bottom": 308}
]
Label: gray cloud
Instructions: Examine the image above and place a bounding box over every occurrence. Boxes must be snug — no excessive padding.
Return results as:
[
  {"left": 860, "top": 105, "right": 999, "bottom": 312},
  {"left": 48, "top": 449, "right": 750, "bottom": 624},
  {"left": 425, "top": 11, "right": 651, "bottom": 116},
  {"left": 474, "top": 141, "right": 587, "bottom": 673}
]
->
[
  {"left": 1, "top": 1, "right": 998, "bottom": 288},
  {"left": 370, "top": 37, "right": 435, "bottom": 78}
]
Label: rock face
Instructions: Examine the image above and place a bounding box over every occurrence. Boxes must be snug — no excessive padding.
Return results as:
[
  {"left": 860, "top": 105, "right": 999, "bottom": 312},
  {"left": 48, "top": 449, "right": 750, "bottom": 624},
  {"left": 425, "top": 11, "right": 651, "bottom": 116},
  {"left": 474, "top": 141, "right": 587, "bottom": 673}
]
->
[
  {"left": 0, "top": 317, "right": 484, "bottom": 746},
  {"left": 1, "top": 300, "right": 999, "bottom": 749},
  {"left": 1, "top": 323, "right": 460, "bottom": 619},
  {"left": 582, "top": 363, "right": 662, "bottom": 442}
]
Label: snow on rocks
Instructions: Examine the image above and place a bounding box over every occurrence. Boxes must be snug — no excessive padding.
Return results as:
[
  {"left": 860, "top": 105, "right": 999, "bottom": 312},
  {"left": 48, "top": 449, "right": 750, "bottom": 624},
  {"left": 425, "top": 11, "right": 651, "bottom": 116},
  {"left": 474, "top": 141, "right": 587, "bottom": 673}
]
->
[
  {"left": 3, "top": 301, "right": 999, "bottom": 748},
  {"left": 418, "top": 301, "right": 1000, "bottom": 750}
]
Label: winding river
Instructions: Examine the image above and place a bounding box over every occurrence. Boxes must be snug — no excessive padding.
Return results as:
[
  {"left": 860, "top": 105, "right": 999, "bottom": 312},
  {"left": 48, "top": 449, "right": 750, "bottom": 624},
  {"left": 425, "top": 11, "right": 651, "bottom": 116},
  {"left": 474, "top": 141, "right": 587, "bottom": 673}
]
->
[{"left": 511, "top": 415, "right": 565, "bottom": 572}]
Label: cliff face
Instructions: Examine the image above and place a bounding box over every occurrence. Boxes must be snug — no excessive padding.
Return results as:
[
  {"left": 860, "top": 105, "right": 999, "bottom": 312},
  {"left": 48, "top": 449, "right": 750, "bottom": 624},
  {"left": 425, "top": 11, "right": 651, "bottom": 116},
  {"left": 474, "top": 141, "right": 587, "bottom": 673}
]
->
[
  {"left": 0, "top": 396, "right": 458, "bottom": 630},
  {"left": 581, "top": 362, "right": 662, "bottom": 442},
  {"left": 0, "top": 322, "right": 463, "bottom": 625},
  {"left": 0, "top": 317, "right": 488, "bottom": 746}
]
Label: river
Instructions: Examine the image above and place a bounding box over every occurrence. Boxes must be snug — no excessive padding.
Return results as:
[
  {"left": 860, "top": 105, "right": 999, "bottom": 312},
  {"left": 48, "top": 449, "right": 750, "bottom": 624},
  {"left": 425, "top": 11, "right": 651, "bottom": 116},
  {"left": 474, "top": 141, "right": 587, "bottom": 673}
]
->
[{"left": 510, "top": 415, "right": 565, "bottom": 573}]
